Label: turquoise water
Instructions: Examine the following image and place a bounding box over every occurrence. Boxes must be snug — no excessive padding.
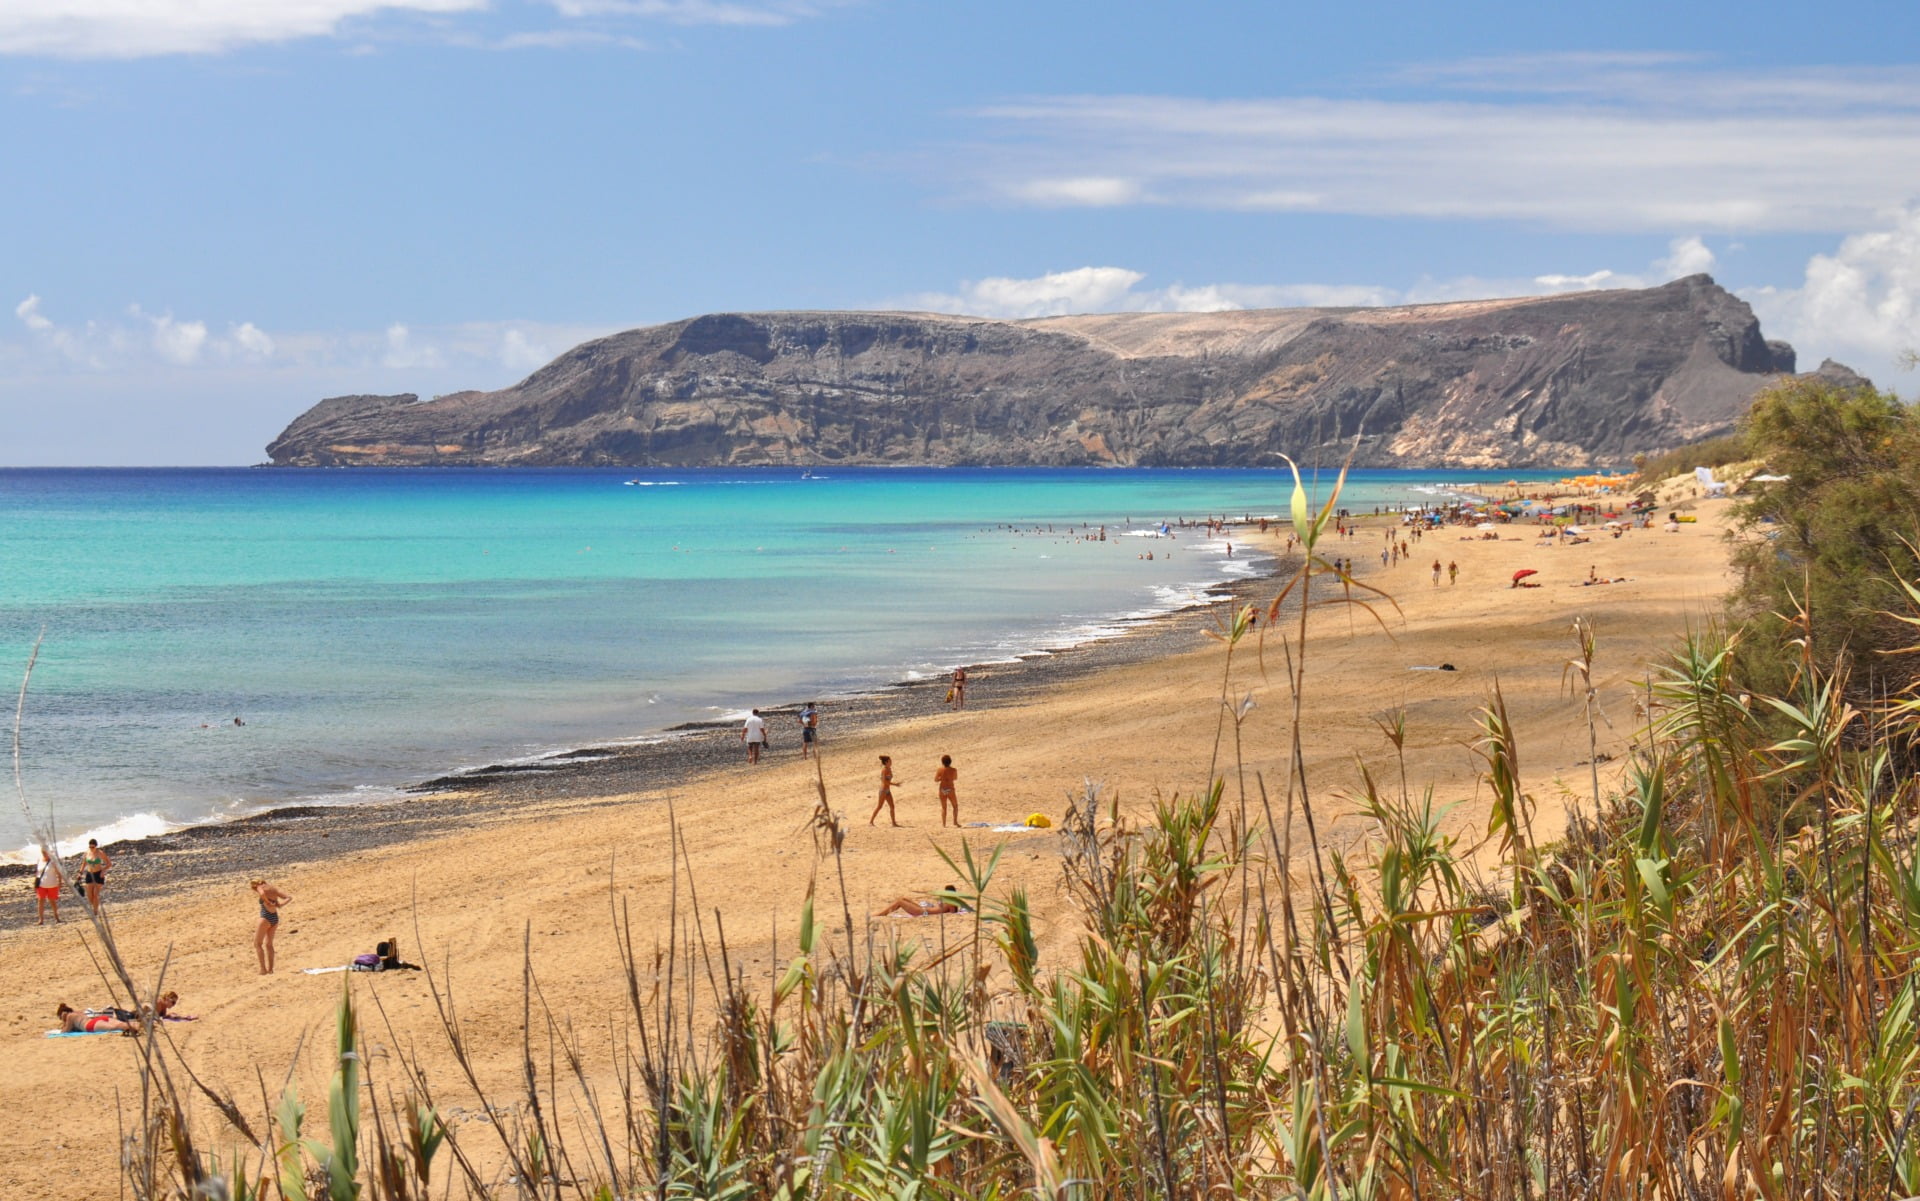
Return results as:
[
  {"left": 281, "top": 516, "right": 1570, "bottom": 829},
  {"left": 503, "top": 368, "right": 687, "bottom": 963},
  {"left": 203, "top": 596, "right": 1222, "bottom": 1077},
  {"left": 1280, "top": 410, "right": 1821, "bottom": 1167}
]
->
[{"left": 0, "top": 466, "right": 1552, "bottom": 858}]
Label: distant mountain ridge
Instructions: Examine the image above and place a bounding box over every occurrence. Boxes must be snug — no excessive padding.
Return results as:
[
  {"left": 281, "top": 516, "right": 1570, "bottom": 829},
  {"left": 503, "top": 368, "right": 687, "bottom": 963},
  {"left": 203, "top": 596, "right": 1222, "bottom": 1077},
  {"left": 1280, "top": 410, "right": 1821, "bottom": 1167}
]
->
[{"left": 265, "top": 275, "right": 1859, "bottom": 470}]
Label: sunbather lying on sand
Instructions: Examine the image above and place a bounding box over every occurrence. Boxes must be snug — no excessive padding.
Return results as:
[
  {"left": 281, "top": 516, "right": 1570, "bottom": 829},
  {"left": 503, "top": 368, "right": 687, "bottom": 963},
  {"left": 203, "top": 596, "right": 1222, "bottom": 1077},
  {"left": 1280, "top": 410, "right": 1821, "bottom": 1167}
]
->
[
  {"left": 875, "top": 886, "right": 970, "bottom": 918},
  {"left": 55, "top": 1003, "right": 139, "bottom": 1035}
]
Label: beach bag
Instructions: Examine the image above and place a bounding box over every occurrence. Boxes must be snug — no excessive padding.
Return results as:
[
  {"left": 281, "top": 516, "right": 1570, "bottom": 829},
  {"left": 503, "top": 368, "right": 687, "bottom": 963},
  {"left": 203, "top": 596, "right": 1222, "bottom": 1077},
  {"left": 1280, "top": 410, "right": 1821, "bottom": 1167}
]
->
[
  {"left": 945, "top": 689, "right": 955, "bottom": 703},
  {"left": 351, "top": 953, "right": 382, "bottom": 971}
]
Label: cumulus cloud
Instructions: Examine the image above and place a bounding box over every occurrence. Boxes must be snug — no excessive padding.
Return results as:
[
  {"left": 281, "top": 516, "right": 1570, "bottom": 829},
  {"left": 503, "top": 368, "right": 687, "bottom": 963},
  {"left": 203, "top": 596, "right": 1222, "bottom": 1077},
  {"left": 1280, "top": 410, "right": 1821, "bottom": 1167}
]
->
[
  {"left": 0, "top": 0, "right": 484, "bottom": 58},
  {"left": 15, "top": 295, "right": 53, "bottom": 332},
  {"left": 897, "top": 268, "right": 1411, "bottom": 319},
  {"left": 134, "top": 306, "right": 210, "bottom": 365},
  {"left": 382, "top": 323, "right": 443, "bottom": 369},
  {"left": 956, "top": 59, "right": 1920, "bottom": 233},
  {"left": 893, "top": 236, "right": 1740, "bottom": 322},
  {"left": 231, "top": 322, "right": 275, "bottom": 358},
  {"left": 1746, "top": 205, "right": 1920, "bottom": 389},
  {"left": 497, "top": 327, "right": 554, "bottom": 370},
  {"left": 1654, "top": 235, "right": 1717, "bottom": 279},
  {"left": 12, "top": 295, "right": 278, "bottom": 369}
]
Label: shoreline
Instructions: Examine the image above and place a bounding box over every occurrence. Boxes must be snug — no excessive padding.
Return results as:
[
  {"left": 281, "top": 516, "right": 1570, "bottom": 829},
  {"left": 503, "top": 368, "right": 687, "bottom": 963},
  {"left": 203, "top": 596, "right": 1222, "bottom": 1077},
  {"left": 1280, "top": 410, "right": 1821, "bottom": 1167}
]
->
[
  {"left": 0, "top": 476, "right": 1739, "bottom": 1199},
  {"left": 2, "top": 552, "right": 1287, "bottom": 907}
]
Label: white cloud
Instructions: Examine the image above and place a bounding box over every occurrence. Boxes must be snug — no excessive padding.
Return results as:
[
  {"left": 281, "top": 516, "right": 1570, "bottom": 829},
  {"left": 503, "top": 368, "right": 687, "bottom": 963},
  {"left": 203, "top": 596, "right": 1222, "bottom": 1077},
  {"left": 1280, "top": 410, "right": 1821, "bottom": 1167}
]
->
[
  {"left": 1654, "top": 235, "right": 1717, "bottom": 279},
  {"left": 958, "top": 60, "right": 1920, "bottom": 233},
  {"left": 893, "top": 236, "right": 1740, "bottom": 322},
  {"left": 1009, "top": 177, "right": 1143, "bottom": 207},
  {"left": 134, "top": 306, "right": 209, "bottom": 365},
  {"left": 0, "top": 0, "right": 484, "bottom": 59},
  {"left": 1746, "top": 205, "right": 1920, "bottom": 390},
  {"left": 1533, "top": 269, "right": 1622, "bottom": 292},
  {"left": 897, "top": 268, "right": 1408, "bottom": 319},
  {"left": 382, "top": 323, "right": 443, "bottom": 369},
  {"left": 0, "top": 0, "right": 840, "bottom": 57},
  {"left": 15, "top": 294, "right": 53, "bottom": 331},
  {"left": 231, "top": 322, "right": 276, "bottom": 358},
  {"left": 498, "top": 327, "right": 552, "bottom": 370},
  {"left": 13, "top": 296, "right": 280, "bottom": 369}
]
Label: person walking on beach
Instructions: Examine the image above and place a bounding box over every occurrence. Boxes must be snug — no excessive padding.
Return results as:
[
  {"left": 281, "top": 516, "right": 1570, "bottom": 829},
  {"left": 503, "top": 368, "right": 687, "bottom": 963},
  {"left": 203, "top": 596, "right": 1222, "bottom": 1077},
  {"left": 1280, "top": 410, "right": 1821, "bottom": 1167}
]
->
[
  {"left": 250, "top": 878, "right": 291, "bottom": 974},
  {"left": 870, "top": 755, "right": 899, "bottom": 827},
  {"left": 1448, "top": 560, "right": 1459, "bottom": 585},
  {"left": 79, "top": 839, "right": 109, "bottom": 911},
  {"left": 741, "top": 709, "right": 767, "bottom": 764},
  {"left": 935, "top": 754, "right": 960, "bottom": 827},
  {"left": 948, "top": 667, "right": 967, "bottom": 710},
  {"left": 798, "top": 702, "right": 819, "bottom": 759},
  {"left": 1431, "top": 559, "right": 1442, "bottom": 586},
  {"left": 34, "top": 846, "right": 64, "bottom": 924}
]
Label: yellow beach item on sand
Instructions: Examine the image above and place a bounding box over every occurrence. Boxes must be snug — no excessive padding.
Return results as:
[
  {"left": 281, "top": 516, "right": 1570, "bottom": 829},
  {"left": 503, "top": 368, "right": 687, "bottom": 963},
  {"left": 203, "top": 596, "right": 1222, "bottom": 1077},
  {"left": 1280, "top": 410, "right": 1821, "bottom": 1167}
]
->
[{"left": 1024, "top": 812, "right": 1052, "bottom": 828}]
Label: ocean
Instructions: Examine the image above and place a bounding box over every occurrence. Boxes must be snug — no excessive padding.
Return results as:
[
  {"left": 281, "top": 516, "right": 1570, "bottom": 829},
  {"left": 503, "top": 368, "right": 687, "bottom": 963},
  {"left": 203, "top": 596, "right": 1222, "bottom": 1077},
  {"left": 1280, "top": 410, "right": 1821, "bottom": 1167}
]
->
[{"left": 0, "top": 466, "right": 1556, "bottom": 859}]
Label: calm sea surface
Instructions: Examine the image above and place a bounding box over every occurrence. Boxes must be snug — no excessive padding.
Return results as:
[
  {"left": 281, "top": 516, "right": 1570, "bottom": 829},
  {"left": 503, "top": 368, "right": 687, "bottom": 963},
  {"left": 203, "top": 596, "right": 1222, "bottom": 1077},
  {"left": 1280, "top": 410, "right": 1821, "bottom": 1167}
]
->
[{"left": 0, "top": 466, "right": 1562, "bottom": 858}]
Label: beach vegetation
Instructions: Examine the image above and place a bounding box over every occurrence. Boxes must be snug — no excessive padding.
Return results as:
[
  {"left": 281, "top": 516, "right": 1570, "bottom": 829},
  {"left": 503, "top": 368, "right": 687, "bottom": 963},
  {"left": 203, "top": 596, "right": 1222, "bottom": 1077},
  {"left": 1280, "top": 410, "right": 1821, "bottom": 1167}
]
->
[
  {"left": 1631, "top": 431, "right": 1749, "bottom": 487},
  {"left": 1729, "top": 375, "right": 1920, "bottom": 704},
  {"left": 37, "top": 448, "right": 1920, "bottom": 1198}
]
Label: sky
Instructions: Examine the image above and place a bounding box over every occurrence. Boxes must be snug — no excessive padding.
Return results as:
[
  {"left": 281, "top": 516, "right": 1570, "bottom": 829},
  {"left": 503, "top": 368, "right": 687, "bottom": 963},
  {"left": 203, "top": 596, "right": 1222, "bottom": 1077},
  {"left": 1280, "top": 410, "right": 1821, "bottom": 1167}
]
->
[{"left": 3, "top": 0, "right": 1918, "bottom": 465}]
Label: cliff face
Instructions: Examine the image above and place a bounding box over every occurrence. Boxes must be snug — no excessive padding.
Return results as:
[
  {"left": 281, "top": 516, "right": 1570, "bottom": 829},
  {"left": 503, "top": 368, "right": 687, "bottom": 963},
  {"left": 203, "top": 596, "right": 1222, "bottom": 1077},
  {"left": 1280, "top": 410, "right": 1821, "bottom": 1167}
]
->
[{"left": 266, "top": 275, "right": 1833, "bottom": 469}]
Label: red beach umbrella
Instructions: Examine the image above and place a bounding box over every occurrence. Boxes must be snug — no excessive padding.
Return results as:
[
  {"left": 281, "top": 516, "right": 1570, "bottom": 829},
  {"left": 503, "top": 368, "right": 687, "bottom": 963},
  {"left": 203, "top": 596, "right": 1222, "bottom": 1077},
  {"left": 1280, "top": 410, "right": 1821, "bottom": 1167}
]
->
[{"left": 1512, "top": 568, "right": 1538, "bottom": 582}]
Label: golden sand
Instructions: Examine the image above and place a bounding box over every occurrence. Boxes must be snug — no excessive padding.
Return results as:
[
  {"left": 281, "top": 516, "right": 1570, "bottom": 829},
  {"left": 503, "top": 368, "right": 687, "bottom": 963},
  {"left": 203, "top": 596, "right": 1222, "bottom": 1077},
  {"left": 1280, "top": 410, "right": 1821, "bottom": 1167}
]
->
[{"left": 0, "top": 478, "right": 1735, "bottom": 1195}]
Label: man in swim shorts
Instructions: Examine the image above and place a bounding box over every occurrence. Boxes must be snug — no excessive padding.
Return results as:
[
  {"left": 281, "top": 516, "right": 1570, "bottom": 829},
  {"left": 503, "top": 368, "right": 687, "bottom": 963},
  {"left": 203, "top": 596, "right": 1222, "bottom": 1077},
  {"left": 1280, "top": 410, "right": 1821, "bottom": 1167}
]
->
[
  {"left": 34, "top": 846, "right": 63, "bottom": 924},
  {"left": 799, "top": 702, "right": 819, "bottom": 759},
  {"left": 742, "top": 709, "right": 767, "bottom": 764}
]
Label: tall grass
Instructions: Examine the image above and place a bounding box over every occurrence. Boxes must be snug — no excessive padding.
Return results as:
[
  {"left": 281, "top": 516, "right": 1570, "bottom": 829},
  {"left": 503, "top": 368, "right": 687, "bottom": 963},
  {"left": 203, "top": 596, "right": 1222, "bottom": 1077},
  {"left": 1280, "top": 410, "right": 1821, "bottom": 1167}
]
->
[{"left": 62, "top": 463, "right": 1920, "bottom": 1198}]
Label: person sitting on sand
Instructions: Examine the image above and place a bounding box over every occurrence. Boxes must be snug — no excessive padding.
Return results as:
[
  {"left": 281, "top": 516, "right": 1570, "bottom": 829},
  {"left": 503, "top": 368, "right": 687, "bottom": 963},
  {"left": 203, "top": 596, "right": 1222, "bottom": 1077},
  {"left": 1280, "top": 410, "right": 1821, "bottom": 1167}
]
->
[
  {"left": 250, "top": 878, "right": 292, "bottom": 974},
  {"left": 55, "top": 1002, "right": 139, "bottom": 1035},
  {"left": 874, "top": 886, "right": 969, "bottom": 918},
  {"left": 869, "top": 755, "right": 899, "bottom": 827}
]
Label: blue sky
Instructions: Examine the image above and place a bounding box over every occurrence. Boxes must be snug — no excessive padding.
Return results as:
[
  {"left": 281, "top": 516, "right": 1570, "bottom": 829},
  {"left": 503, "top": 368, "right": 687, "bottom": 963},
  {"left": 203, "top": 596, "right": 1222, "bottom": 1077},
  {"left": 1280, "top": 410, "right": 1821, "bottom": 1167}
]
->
[{"left": 3, "top": 0, "right": 1918, "bottom": 464}]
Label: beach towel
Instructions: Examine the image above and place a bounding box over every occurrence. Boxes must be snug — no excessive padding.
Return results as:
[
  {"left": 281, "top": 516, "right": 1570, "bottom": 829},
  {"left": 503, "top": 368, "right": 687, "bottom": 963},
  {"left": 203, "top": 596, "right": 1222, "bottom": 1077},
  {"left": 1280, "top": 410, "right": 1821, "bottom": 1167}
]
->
[{"left": 45, "top": 1028, "right": 120, "bottom": 1037}]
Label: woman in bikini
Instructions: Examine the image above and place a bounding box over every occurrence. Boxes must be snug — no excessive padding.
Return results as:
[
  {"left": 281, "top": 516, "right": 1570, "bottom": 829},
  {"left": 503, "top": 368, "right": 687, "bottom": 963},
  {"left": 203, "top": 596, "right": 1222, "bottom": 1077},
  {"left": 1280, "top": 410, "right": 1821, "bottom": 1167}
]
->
[
  {"left": 934, "top": 754, "right": 959, "bottom": 827},
  {"left": 874, "top": 886, "right": 968, "bottom": 917},
  {"left": 55, "top": 1002, "right": 139, "bottom": 1035},
  {"left": 250, "top": 878, "right": 292, "bottom": 974},
  {"left": 869, "top": 755, "right": 899, "bottom": 827},
  {"left": 79, "top": 839, "right": 110, "bottom": 911}
]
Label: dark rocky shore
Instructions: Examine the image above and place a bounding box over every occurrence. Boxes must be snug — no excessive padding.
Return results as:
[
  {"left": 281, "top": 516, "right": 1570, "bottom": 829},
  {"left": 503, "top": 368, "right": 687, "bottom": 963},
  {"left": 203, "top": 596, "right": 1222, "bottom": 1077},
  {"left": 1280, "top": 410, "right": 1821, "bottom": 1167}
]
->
[{"left": 5, "top": 563, "right": 1286, "bottom": 910}]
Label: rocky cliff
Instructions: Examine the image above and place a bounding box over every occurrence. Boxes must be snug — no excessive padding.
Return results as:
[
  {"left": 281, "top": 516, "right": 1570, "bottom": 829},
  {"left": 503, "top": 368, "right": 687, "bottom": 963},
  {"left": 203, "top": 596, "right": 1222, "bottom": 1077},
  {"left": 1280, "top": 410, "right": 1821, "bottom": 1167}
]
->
[{"left": 266, "top": 275, "right": 1839, "bottom": 469}]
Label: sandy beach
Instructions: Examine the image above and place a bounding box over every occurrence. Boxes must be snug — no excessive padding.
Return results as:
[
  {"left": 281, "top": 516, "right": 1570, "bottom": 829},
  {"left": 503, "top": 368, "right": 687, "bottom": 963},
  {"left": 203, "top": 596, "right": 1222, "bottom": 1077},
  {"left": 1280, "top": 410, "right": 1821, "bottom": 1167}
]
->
[{"left": 0, "top": 478, "right": 1737, "bottom": 1195}]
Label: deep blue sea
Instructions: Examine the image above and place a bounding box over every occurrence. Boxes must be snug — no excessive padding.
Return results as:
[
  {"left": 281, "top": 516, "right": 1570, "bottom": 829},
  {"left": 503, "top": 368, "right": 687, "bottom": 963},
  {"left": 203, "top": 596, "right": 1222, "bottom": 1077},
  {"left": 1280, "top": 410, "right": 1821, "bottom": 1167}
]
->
[{"left": 0, "top": 466, "right": 1561, "bottom": 859}]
